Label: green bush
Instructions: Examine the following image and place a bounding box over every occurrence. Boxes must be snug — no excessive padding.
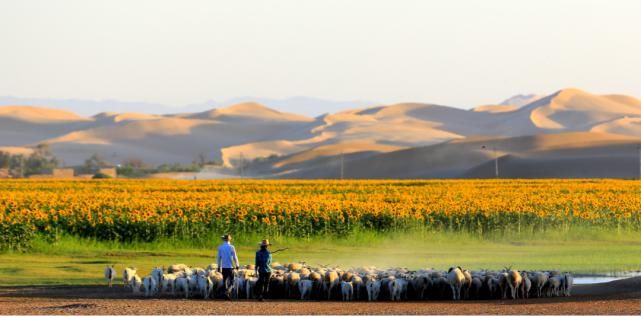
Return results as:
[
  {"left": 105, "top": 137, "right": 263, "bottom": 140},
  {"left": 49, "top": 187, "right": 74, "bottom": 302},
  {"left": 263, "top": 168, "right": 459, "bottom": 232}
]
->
[
  {"left": 92, "top": 173, "right": 112, "bottom": 179},
  {"left": 0, "top": 223, "right": 35, "bottom": 251}
]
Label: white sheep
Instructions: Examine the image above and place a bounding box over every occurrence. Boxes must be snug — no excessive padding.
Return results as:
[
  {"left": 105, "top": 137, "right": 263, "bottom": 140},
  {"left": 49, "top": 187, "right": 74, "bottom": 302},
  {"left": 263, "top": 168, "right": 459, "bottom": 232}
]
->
[
  {"left": 161, "top": 273, "right": 178, "bottom": 295},
  {"left": 547, "top": 275, "right": 562, "bottom": 297},
  {"left": 130, "top": 274, "right": 143, "bottom": 294},
  {"left": 151, "top": 267, "right": 164, "bottom": 291},
  {"left": 340, "top": 281, "right": 353, "bottom": 301},
  {"left": 505, "top": 268, "right": 522, "bottom": 300},
  {"left": 485, "top": 274, "right": 499, "bottom": 298},
  {"left": 461, "top": 269, "right": 473, "bottom": 299},
  {"left": 188, "top": 274, "right": 199, "bottom": 295},
  {"left": 531, "top": 272, "right": 548, "bottom": 298},
  {"left": 206, "top": 263, "right": 217, "bottom": 272},
  {"left": 351, "top": 275, "right": 364, "bottom": 300},
  {"left": 143, "top": 276, "right": 158, "bottom": 297},
  {"left": 519, "top": 271, "right": 532, "bottom": 299},
  {"left": 286, "top": 272, "right": 301, "bottom": 299},
  {"left": 410, "top": 274, "right": 430, "bottom": 300},
  {"left": 298, "top": 279, "right": 314, "bottom": 300},
  {"left": 168, "top": 264, "right": 190, "bottom": 274},
  {"left": 175, "top": 277, "right": 190, "bottom": 299},
  {"left": 365, "top": 279, "right": 381, "bottom": 301},
  {"left": 245, "top": 276, "right": 259, "bottom": 299},
  {"left": 563, "top": 273, "right": 573, "bottom": 296},
  {"left": 104, "top": 265, "right": 116, "bottom": 287},
  {"left": 197, "top": 274, "right": 212, "bottom": 299},
  {"left": 192, "top": 267, "right": 206, "bottom": 276},
  {"left": 498, "top": 271, "right": 509, "bottom": 299},
  {"left": 208, "top": 270, "right": 224, "bottom": 298},
  {"left": 233, "top": 273, "right": 246, "bottom": 299},
  {"left": 389, "top": 278, "right": 407, "bottom": 301},
  {"left": 324, "top": 270, "right": 340, "bottom": 300},
  {"left": 123, "top": 267, "right": 137, "bottom": 287},
  {"left": 447, "top": 267, "right": 465, "bottom": 300},
  {"left": 113, "top": 263, "right": 573, "bottom": 301}
]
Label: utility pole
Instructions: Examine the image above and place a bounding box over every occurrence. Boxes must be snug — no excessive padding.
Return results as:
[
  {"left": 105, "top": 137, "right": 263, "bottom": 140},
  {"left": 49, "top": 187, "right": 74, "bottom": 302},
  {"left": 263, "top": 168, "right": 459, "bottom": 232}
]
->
[
  {"left": 493, "top": 147, "right": 499, "bottom": 179},
  {"left": 482, "top": 145, "right": 499, "bottom": 178},
  {"left": 19, "top": 157, "right": 25, "bottom": 178}
]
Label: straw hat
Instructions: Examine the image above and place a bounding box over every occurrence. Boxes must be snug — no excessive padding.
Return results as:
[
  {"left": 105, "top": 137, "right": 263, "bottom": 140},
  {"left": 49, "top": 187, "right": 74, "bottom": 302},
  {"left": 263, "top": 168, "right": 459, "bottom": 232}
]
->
[
  {"left": 258, "top": 239, "right": 271, "bottom": 247},
  {"left": 221, "top": 234, "right": 232, "bottom": 241}
]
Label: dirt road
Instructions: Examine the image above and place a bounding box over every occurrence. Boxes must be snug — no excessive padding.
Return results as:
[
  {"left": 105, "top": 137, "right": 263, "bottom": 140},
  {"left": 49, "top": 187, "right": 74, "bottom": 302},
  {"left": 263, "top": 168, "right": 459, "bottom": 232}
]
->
[{"left": 1, "top": 277, "right": 640, "bottom": 315}]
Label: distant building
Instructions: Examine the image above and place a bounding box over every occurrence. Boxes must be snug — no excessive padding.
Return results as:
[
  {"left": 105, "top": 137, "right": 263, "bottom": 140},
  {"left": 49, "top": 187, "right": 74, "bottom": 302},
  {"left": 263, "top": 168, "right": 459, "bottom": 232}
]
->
[
  {"left": 29, "top": 168, "right": 76, "bottom": 179},
  {"left": 0, "top": 168, "right": 9, "bottom": 178},
  {"left": 98, "top": 167, "right": 117, "bottom": 178},
  {"left": 52, "top": 168, "right": 75, "bottom": 178},
  {"left": 27, "top": 174, "right": 52, "bottom": 179}
]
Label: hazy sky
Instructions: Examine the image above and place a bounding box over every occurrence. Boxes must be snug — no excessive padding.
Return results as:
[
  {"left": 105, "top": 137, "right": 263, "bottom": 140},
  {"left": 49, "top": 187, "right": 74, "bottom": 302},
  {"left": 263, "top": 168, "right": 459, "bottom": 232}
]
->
[{"left": 1, "top": 0, "right": 640, "bottom": 113}]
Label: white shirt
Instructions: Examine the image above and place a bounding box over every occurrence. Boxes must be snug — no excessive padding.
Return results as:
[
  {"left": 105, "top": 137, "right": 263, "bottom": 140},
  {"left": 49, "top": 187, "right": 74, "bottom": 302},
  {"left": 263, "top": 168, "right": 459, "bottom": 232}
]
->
[{"left": 217, "top": 241, "right": 240, "bottom": 269}]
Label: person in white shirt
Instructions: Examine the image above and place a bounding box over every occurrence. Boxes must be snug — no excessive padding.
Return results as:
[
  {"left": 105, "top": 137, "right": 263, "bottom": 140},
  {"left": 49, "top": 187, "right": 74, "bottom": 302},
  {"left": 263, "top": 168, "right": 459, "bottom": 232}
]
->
[{"left": 217, "top": 234, "right": 240, "bottom": 299}]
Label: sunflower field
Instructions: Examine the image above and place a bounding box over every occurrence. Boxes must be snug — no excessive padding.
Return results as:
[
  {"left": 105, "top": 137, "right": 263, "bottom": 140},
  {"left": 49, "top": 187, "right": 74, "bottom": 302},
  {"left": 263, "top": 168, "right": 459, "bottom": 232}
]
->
[{"left": 2, "top": 179, "right": 641, "bottom": 250}]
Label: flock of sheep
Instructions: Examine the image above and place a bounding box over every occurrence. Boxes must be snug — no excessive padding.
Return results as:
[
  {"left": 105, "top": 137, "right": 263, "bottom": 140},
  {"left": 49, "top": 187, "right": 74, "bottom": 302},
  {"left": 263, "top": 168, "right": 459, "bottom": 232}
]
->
[{"left": 105, "top": 263, "right": 573, "bottom": 301}]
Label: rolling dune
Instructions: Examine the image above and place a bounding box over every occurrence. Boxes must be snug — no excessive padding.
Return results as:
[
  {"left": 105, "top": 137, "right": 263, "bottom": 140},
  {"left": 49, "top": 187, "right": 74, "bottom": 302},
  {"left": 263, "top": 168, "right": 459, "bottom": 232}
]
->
[{"left": 3, "top": 88, "right": 641, "bottom": 178}]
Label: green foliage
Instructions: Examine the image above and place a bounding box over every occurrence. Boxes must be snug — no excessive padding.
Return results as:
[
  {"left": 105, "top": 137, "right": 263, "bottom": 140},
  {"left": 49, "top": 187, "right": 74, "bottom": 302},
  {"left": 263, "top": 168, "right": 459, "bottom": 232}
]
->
[
  {"left": 156, "top": 163, "right": 201, "bottom": 173},
  {"left": 116, "top": 160, "right": 201, "bottom": 178},
  {"left": 0, "top": 144, "right": 59, "bottom": 177},
  {"left": 81, "top": 153, "right": 111, "bottom": 174},
  {"left": 24, "top": 143, "right": 59, "bottom": 176},
  {"left": 92, "top": 172, "right": 112, "bottom": 179},
  {"left": 0, "top": 223, "right": 35, "bottom": 251},
  {"left": 0, "top": 151, "right": 10, "bottom": 169}
]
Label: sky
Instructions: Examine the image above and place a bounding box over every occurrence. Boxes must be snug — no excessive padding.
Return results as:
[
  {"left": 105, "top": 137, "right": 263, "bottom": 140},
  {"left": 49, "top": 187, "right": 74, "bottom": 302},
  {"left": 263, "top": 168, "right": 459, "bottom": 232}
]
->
[{"left": 1, "top": 0, "right": 641, "bottom": 116}]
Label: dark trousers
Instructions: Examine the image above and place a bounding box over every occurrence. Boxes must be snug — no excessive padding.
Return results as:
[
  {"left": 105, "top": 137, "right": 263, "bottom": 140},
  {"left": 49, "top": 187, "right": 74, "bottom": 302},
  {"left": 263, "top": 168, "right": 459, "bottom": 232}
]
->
[
  {"left": 256, "top": 272, "right": 271, "bottom": 298},
  {"left": 221, "top": 268, "right": 235, "bottom": 296}
]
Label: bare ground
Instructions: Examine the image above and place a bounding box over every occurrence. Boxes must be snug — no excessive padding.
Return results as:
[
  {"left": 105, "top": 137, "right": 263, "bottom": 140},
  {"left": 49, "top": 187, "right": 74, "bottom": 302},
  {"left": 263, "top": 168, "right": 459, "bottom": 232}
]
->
[{"left": 0, "top": 277, "right": 640, "bottom": 315}]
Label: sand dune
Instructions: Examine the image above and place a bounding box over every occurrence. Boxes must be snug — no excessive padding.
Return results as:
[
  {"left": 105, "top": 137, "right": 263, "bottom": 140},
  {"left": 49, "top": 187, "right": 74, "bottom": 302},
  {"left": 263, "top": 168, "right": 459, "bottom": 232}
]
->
[
  {"left": 472, "top": 105, "right": 518, "bottom": 113},
  {"left": 92, "top": 112, "right": 162, "bottom": 123},
  {"left": 273, "top": 140, "right": 403, "bottom": 169},
  {"left": 0, "top": 106, "right": 94, "bottom": 146},
  {"left": 590, "top": 116, "right": 641, "bottom": 136},
  {"left": 185, "top": 102, "right": 314, "bottom": 123},
  {"left": 0, "top": 106, "right": 90, "bottom": 123},
  {"left": 44, "top": 114, "right": 317, "bottom": 165},
  {"left": 278, "top": 132, "right": 641, "bottom": 179},
  {"left": 522, "top": 88, "right": 641, "bottom": 131},
  {"left": 224, "top": 103, "right": 467, "bottom": 167},
  {"left": 3, "top": 88, "right": 641, "bottom": 178},
  {"left": 0, "top": 146, "right": 34, "bottom": 156},
  {"left": 485, "top": 88, "right": 641, "bottom": 137}
]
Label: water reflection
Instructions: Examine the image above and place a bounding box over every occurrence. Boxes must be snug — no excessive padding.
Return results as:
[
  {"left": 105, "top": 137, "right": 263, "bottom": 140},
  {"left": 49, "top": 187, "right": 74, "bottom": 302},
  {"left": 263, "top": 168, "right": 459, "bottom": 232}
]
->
[{"left": 574, "top": 272, "right": 641, "bottom": 284}]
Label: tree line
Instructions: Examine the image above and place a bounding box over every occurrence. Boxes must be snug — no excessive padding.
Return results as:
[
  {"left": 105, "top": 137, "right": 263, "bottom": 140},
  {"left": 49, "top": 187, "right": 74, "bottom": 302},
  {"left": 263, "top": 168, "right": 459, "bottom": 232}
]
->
[
  {"left": 0, "top": 145, "right": 214, "bottom": 178},
  {"left": 0, "top": 143, "right": 59, "bottom": 177}
]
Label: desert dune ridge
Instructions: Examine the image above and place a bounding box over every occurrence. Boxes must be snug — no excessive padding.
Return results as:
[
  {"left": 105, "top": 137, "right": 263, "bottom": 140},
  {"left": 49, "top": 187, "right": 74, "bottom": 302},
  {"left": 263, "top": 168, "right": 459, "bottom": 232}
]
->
[{"left": 3, "top": 88, "right": 641, "bottom": 179}]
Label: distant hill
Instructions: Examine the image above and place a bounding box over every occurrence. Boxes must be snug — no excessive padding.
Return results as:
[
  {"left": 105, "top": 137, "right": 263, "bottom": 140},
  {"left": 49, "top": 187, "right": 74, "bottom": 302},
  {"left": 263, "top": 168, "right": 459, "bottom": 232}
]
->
[
  {"left": 0, "top": 95, "right": 376, "bottom": 117},
  {"left": 3, "top": 88, "right": 641, "bottom": 179}
]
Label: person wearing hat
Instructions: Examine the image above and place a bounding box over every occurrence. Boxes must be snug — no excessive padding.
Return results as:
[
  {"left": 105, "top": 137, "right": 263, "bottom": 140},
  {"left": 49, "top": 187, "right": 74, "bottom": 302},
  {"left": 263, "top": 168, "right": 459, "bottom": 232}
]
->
[
  {"left": 217, "top": 234, "right": 240, "bottom": 299},
  {"left": 254, "top": 239, "right": 272, "bottom": 301}
]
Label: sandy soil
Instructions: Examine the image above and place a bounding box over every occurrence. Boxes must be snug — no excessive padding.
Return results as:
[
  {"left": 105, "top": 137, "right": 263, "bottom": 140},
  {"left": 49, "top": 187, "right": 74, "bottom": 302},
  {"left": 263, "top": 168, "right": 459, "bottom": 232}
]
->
[{"left": 0, "top": 277, "right": 640, "bottom": 315}]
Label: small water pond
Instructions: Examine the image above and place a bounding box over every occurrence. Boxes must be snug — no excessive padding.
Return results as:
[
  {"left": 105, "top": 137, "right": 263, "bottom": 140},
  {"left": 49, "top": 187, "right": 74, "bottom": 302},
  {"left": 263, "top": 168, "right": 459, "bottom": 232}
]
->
[{"left": 573, "top": 272, "right": 641, "bottom": 284}]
